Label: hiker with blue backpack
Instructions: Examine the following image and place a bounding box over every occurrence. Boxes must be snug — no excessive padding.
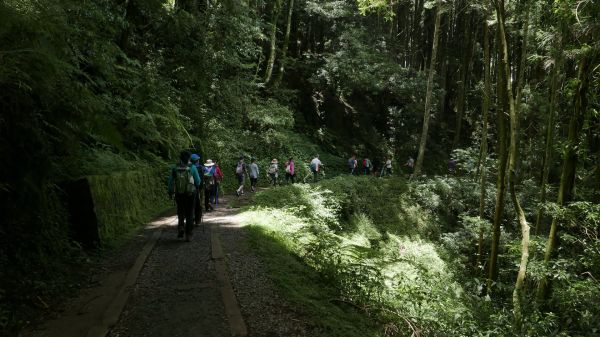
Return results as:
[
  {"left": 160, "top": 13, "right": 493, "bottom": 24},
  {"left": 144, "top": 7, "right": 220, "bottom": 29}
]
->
[
  {"left": 212, "top": 160, "right": 223, "bottom": 205},
  {"left": 190, "top": 153, "right": 203, "bottom": 225},
  {"left": 203, "top": 159, "right": 216, "bottom": 212},
  {"left": 168, "top": 151, "right": 201, "bottom": 241}
]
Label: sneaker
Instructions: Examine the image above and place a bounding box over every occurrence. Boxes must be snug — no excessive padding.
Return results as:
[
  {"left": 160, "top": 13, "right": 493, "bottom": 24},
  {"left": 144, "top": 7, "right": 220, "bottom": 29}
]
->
[
  {"left": 185, "top": 234, "right": 192, "bottom": 242},
  {"left": 177, "top": 231, "right": 184, "bottom": 239}
]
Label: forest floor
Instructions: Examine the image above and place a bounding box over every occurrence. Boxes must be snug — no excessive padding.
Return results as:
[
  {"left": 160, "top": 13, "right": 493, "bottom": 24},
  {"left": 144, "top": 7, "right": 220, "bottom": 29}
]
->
[{"left": 23, "top": 193, "right": 312, "bottom": 337}]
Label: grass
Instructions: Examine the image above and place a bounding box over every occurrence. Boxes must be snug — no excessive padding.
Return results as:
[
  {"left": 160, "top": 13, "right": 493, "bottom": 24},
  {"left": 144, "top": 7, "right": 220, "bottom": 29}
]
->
[
  {"left": 245, "top": 225, "right": 382, "bottom": 337},
  {"left": 237, "top": 178, "right": 480, "bottom": 336}
]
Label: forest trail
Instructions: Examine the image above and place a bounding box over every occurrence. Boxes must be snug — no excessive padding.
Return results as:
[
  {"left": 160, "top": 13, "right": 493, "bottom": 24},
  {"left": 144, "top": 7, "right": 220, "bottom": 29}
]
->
[{"left": 24, "top": 194, "right": 310, "bottom": 337}]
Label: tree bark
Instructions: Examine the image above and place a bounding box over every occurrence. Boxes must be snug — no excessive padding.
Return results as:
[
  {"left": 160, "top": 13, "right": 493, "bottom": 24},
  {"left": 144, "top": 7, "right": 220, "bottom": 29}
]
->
[
  {"left": 264, "top": 0, "right": 282, "bottom": 84},
  {"left": 494, "top": 0, "right": 531, "bottom": 326},
  {"left": 452, "top": 14, "right": 474, "bottom": 149},
  {"left": 534, "top": 44, "right": 562, "bottom": 234},
  {"left": 536, "top": 56, "right": 590, "bottom": 302},
  {"left": 275, "top": 0, "right": 294, "bottom": 85},
  {"left": 487, "top": 26, "right": 509, "bottom": 291},
  {"left": 413, "top": 0, "right": 443, "bottom": 177},
  {"left": 476, "top": 13, "right": 492, "bottom": 268}
]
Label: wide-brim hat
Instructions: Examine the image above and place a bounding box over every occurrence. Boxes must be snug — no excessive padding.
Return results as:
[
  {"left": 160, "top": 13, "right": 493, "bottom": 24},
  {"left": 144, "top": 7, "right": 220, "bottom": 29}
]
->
[
  {"left": 205, "top": 159, "right": 215, "bottom": 166},
  {"left": 271, "top": 159, "right": 278, "bottom": 164}
]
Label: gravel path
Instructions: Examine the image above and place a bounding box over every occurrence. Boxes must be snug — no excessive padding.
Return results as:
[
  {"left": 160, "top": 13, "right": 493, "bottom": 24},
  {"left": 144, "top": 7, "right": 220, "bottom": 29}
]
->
[
  {"left": 27, "top": 194, "right": 312, "bottom": 337},
  {"left": 209, "top": 196, "right": 314, "bottom": 337},
  {"left": 108, "top": 222, "right": 228, "bottom": 337}
]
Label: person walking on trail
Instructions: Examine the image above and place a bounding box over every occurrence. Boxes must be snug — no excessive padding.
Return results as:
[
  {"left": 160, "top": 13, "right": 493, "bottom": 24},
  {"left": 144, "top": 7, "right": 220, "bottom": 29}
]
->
[
  {"left": 268, "top": 159, "right": 279, "bottom": 186},
  {"left": 249, "top": 157, "right": 259, "bottom": 192},
  {"left": 285, "top": 157, "right": 295, "bottom": 184},
  {"left": 448, "top": 158, "right": 457, "bottom": 175},
  {"left": 203, "top": 159, "right": 216, "bottom": 212},
  {"left": 212, "top": 160, "right": 224, "bottom": 205},
  {"left": 381, "top": 157, "right": 393, "bottom": 177},
  {"left": 363, "top": 157, "right": 373, "bottom": 175},
  {"left": 168, "top": 151, "right": 201, "bottom": 241},
  {"left": 190, "top": 153, "right": 203, "bottom": 225},
  {"left": 348, "top": 154, "right": 357, "bottom": 175},
  {"left": 405, "top": 156, "right": 415, "bottom": 173},
  {"left": 235, "top": 156, "right": 248, "bottom": 196},
  {"left": 310, "top": 154, "right": 323, "bottom": 182}
]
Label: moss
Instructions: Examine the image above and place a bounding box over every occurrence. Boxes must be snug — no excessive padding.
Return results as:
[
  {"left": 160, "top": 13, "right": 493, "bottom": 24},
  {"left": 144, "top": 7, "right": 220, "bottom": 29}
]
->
[{"left": 87, "top": 169, "right": 171, "bottom": 243}]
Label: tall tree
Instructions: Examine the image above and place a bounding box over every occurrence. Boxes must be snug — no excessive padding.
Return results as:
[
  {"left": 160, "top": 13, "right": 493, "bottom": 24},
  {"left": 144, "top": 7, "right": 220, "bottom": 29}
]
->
[
  {"left": 413, "top": 0, "right": 443, "bottom": 176},
  {"left": 476, "top": 8, "right": 492, "bottom": 267},
  {"left": 535, "top": 35, "right": 563, "bottom": 234},
  {"left": 264, "top": 0, "right": 282, "bottom": 84},
  {"left": 489, "top": 0, "right": 532, "bottom": 324},
  {"left": 275, "top": 0, "right": 294, "bottom": 84},
  {"left": 537, "top": 56, "right": 591, "bottom": 301}
]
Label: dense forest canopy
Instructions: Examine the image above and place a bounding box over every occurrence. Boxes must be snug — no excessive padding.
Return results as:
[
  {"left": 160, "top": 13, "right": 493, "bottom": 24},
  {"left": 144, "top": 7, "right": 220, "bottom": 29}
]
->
[{"left": 1, "top": 0, "right": 599, "bottom": 335}]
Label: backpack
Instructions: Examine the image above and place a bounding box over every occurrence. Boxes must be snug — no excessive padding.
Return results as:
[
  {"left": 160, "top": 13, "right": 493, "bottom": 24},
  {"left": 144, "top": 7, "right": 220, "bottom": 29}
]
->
[
  {"left": 268, "top": 164, "right": 277, "bottom": 174},
  {"left": 174, "top": 164, "right": 195, "bottom": 195},
  {"left": 348, "top": 159, "right": 355, "bottom": 168},
  {"left": 204, "top": 167, "right": 215, "bottom": 187},
  {"left": 236, "top": 162, "right": 244, "bottom": 174}
]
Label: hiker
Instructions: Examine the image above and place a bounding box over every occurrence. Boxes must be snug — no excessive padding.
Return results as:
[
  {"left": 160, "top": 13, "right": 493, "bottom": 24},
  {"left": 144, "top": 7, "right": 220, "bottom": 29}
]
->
[
  {"left": 212, "top": 160, "right": 224, "bottom": 205},
  {"left": 363, "top": 157, "right": 373, "bottom": 175},
  {"left": 249, "top": 157, "right": 259, "bottom": 192},
  {"left": 348, "top": 154, "right": 357, "bottom": 175},
  {"left": 448, "top": 158, "right": 457, "bottom": 174},
  {"left": 235, "top": 156, "right": 248, "bottom": 196},
  {"left": 203, "top": 159, "right": 216, "bottom": 212},
  {"left": 285, "top": 157, "right": 295, "bottom": 184},
  {"left": 405, "top": 156, "right": 415, "bottom": 173},
  {"left": 268, "top": 159, "right": 279, "bottom": 186},
  {"left": 168, "top": 151, "right": 201, "bottom": 241},
  {"left": 381, "top": 157, "right": 393, "bottom": 177},
  {"left": 310, "top": 154, "right": 323, "bottom": 182},
  {"left": 191, "top": 153, "right": 203, "bottom": 225}
]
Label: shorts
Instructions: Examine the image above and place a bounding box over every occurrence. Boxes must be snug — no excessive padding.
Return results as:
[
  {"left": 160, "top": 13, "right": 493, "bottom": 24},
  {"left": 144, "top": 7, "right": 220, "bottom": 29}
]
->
[{"left": 237, "top": 173, "right": 245, "bottom": 185}]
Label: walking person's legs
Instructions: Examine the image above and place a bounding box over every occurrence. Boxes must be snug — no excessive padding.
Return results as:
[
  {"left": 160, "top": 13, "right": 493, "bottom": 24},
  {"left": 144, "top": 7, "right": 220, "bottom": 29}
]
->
[
  {"left": 204, "top": 187, "right": 212, "bottom": 211},
  {"left": 175, "top": 194, "right": 185, "bottom": 238},
  {"left": 184, "top": 193, "right": 194, "bottom": 241},
  {"left": 194, "top": 191, "right": 202, "bottom": 225},
  {"left": 236, "top": 174, "right": 244, "bottom": 195}
]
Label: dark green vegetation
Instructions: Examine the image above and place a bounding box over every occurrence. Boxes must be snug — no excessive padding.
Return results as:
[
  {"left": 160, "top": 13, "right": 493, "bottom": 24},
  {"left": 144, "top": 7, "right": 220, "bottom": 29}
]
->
[
  {"left": 243, "top": 177, "right": 600, "bottom": 336},
  {"left": 1, "top": 0, "right": 599, "bottom": 335}
]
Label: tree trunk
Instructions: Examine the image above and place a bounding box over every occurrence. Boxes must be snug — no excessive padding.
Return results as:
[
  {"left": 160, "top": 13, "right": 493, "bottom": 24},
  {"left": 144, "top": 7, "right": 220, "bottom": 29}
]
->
[
  {"left": 275, "top": 0, "right": 294, "bottom": 85},
  {"left": 536, "top": 56, "right": 590, "bottom": 302},
  {"left": 487, "top": 26, "right": 509, "bottom": 291},
  {"left": 452, "top": 14, "right": 474, "bottom": 149},
  {"left": 264, "top": 0, "right": 282, "bottom": 84},
  {"left": 495, "top": 1, "right": 531, "bottom": 326},
  {"left": 476, "top": 14, "right": 491, "bottom": 268},
  {"left": 534, "top": 45, "right": 562, "bottom": 234},
  {"left": 413, "top": 0, "right": 443, "bottom": 177}
]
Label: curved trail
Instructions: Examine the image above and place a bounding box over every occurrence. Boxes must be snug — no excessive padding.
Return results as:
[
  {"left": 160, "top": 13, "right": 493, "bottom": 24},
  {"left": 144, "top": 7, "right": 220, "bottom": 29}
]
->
[{"left": 26, "top": 195, "right": 310, "bottom": 337}]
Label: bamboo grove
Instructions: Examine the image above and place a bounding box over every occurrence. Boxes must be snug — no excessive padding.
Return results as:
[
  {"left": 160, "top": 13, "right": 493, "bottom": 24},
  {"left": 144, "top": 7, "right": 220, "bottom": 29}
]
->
[{"left": 1, "top": 0, "right": 599, "bottom": 335}]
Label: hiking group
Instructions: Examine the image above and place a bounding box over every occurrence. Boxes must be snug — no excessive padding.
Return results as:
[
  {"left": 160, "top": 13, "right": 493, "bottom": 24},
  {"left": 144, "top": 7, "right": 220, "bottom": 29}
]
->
[
  {"left": 167, "top": 151, "right": 223, "bottom": 241},
  {"left": 347, "top": 154, "right": 396, "bottom": 177},
  {"left": 233, "top": 154, "right": 324, "bottom": 195},
  {"left": 168, "top": 152, "right": 324, "bottom": 241}
]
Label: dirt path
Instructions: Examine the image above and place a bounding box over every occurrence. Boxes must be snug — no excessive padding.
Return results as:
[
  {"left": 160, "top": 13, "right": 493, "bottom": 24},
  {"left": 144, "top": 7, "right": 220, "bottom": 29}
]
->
[{"left": 24, "top": 194, "right": 309, "bottom": 337}]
